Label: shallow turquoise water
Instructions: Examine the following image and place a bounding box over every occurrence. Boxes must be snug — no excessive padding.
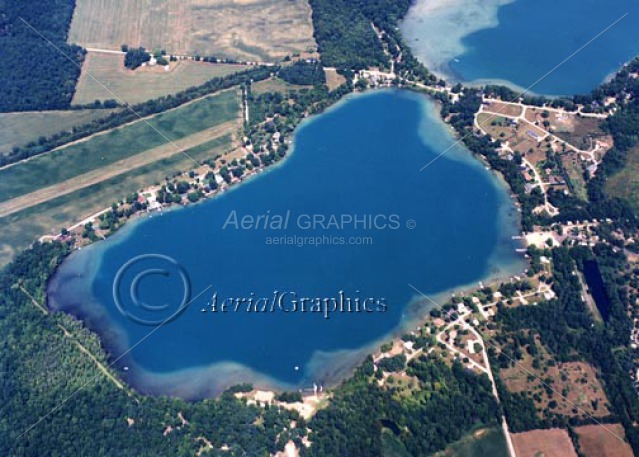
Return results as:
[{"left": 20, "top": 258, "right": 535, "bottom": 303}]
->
[
  {"left": 402, "top": 0, "right": 639, "bottom": 95},
  {"left": 48, "top": 90, "right": 524, "bottom": 398}
]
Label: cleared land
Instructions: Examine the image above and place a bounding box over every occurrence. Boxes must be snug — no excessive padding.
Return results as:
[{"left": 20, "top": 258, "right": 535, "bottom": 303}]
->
[
  {"left": 68, "top": 0, "right": 316, "bottom": 61},
  {"left": 0, "top": 90, "right": 239, "bottom": 203},
  {"left": 433, "top": 427, "right": 509, "bottom": 457},
  {"left": 478, "top": 113, "right": 548, "bottom": 152},
  {"left": 324, "top": 68, "right": 347, "bottom": 91},
  {"left": 512, "top": 428, "right": 577, "bottom": 457},
  {"left": 0, "top": 121, "right": 235, "bottom": 218},
  {"left": 500, "top": 337, "right": 610, "bottom": 420},
  {"left": 482, "top": 101, "right": 523, "bottom": 118},
  {"left": 555, "top": 116, "right": 607, "bottom": 151},
  {"left": 0, "top": 109, "right": 119, "bottom": 154},
  {"left": 574, "top": 424, "right": 634, "bottom": 457},
  {"left": 0, "top": 90, "right": 239, "bottom": 266},
  {"left": 72, "top": 51, "right": 248, "bottom": 105},
  {"left": 0, "top": 134, "right": 234, "bottom": 266},
  {"left": 562, "top": 153, "right": 588, "bottom": 200},
  {"left": 606, "top": 145, "right": 639, "bottom": 212},
  {"left": 250, "top": 77, "right": 310, "bottom": 95}
]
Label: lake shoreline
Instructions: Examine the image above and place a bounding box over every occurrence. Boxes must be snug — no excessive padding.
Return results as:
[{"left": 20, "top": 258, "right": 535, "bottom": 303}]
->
[
  {"left": 46, "top": 88, "right": 527, "bottom": 400},
  {"left": 401, "top": 0, "right": 639, "bottom": 96}
]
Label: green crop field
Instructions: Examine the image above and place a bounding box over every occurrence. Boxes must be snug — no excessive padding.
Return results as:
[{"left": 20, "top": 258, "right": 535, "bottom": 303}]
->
[
  {"left": 0, "top": 134, "right": 233, "bottom": 267},
  {"left": 0, "top": 109, "right": 120, "bottom": 154},
  {"left": 0, "top": 90, "right": 239, "bottom": 204},
  {"left": 72, "top": 52, "right": 248, "bottom": 105}
]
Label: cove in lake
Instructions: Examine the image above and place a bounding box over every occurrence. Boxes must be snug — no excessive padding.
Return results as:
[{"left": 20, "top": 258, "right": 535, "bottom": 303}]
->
[
  {"left": 401, "top": 0, "right": 639, "bottom": 96},
  {"left": 48, "top": 90, "right": 525, "bottom": 399}
]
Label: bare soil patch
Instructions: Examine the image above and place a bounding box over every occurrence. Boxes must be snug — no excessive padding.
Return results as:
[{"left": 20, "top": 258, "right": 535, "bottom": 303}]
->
[
  {"left": 512, "top": 428, "right": 577, "bottom": 457},
  {"left": 482, "top": 101, "right": 523, "bottom": 118},
  {"left": 69, "top": 0, "right": 316, "bottom": 61},
  {"left": 574, "top": 423, "right": 634, "bottom": 457}
]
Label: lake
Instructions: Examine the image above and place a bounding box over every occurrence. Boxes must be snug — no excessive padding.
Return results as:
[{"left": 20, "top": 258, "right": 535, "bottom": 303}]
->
[
  {"left": 47, "top": 90, "right": 525, "bottom": 399},
  {"left": 401, "top": 0, "right": 639, "bottom": 96},
  {"left": 583, "top": 260, "right": 611, "bottom": 321}
]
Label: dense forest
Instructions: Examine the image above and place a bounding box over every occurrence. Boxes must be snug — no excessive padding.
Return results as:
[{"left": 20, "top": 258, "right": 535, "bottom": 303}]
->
[
  {"left": 308, "top": 0, "right": 387, "bottom": 70},
  {"left": 304, "top": 357, "right": 500, "bottom": 456},
  {"left": 0, "top": 0, "right": 85, "bottom": 112},
  {"left": 278, "top": 60, "right": 326, "bottom": 86},
  {"left": 308, "top": 0, "right": 412, "bottom": 70}
]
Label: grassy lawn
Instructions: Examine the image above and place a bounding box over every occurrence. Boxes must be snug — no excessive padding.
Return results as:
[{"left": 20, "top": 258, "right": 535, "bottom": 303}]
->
[
  {"left": 0, "top": 134, "right": 233, "bottom": 266},
  {"left": 0, "top": 109, "right": 120, "bottom": 154},
  {"left": 555, "top": 116, "right": 605, "bottom": 151},
  {"left": 561, "top": 154, "right": 588, "bottom": 200},
  {"left": 73, "top": 52, "right": 248, "bottom": 105},
  {"left": 0, "top": 90, "right": 239, "bottom": 203},
  {"left": 433, "top": 427, "right": 509, "bottom": 457},
  {"left": 606, "top": 145, "right": 639, "bottom": 213},
  {"left": 250, "top": 77, "right": 310, "bottom": 95}
]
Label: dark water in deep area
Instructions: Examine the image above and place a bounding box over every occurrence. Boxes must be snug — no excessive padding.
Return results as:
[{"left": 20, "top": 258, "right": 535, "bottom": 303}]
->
[{"left": 583, "top": 259, "right": 611, "bottom": 321}]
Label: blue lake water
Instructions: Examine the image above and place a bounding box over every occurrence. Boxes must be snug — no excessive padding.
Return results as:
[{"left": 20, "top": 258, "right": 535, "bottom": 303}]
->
[
  {"left": 47, "top": 90, "right": 524, "bottom": 398},
  {"left": 401, "top": 0, "right": 639, "bottom": 96}
]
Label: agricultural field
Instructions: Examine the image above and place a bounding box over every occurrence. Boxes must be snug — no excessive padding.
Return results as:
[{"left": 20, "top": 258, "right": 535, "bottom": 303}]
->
[
  {"left": 511, "top": 428, "right": 577, "bottom": 457},
  {"left": 0, "top": 90, "right": 239, "bottom": 204},
  {"left": 72, "top": 52, "right": 249, "bottom": 105},
  {"left": 0, "top": 123, "right": 235, "bottom": 218},
  {"left": 0, "top": 109, "right": 120, "bottom": 154},
  {"left": 606, "top": 145, "right": 639, "bottom": 213},
  {"left": 0, "top": 134, "right": 233, "bottom": 267},
  {"left": 68, "top": 0, "right": 316, "bottom": 62},
  {"left": 0, "top": 90, "right": 240, "bottom": 266},
  {"left": 574, "top": 424, "right": 634, "bottom": 457}
]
